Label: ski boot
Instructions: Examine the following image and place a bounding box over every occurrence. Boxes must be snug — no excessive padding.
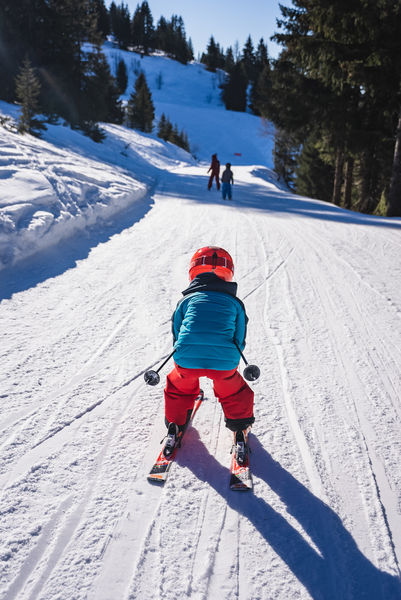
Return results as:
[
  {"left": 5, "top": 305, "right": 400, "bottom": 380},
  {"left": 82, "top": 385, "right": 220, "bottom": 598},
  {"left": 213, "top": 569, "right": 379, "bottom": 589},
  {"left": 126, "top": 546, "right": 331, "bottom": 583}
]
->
[
  {"left": 162, "top": 422, "right": 180, "bottom": 458},
  {"left": 233, "top": 428, "right": 250, "bottom": 466}
]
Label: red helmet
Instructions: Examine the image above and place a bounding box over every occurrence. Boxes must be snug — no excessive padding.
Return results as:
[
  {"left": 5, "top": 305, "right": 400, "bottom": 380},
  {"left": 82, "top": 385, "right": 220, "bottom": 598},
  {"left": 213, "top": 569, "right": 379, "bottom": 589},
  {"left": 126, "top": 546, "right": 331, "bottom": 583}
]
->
[{"left": 189, "top": 246, "right": 234, "bottom": 281}]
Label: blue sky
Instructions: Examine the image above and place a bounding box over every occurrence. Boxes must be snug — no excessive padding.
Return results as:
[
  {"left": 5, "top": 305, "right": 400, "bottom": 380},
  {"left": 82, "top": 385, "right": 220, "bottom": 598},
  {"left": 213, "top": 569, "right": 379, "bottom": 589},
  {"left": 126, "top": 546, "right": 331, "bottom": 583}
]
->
[{"left": 108, "top": 1, "right": 290, "bottom": 58}]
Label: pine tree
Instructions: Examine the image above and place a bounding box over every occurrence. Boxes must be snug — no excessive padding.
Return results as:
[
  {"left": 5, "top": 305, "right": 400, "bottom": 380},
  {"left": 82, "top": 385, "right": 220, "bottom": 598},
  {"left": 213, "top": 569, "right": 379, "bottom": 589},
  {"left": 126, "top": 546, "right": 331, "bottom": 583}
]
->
[
  {"left": 111, "top": 2, "right": 131, "bottom": 49},
  {"left": 255, "top": 38, "right": 268, "bottom": 72},
  {"left": 15, "top": 57, "right": 45, "bottom": 136},
  {"left": 109, "top": 2, "right": 119, "bottom": 39},
  {"left": 221, "top": 62, "right": 247, "bottom": 111},
  {"left": 132, "top": 1, "right": 154, "bottom": 53},
  {"left": 233, "top": 41, "right": 241, "bottom": 63},
  {"left": 116, "top": 59, "right": 128, "bottom": 94},
  {"left": 273, "top": 130, "right": 299, "bottom": 188},
  {"left": 224, "top": 47, "right": 235, "bottom": 73},
  {"left": 80, "top": 46, "right": 123, "bottom": 139},
  {"left": 157, "top": 113, "right": 190, "bottom": 151},
  {"left": 241, "top": 35, "right": 256, "bottom": 81},
  {"left": 171, "top": 124, "right": 180, "bottom": 146},
  {"left": 157, "top": 113, "right": 168, "bottom": 139},
  {"left": 248, "top": 39, "right": 270, "bottom": 115},
  {"left": 172, "top": 16, "right": 190, "bottom": 64},
  {"left": 296, "top": 135, "right": 334, "bottom": 202},
  {"left": 141, "top": 1, "right": 154, "bottom": 53},
  {"left": 90, "top": 0, "right": 110, "bottom": 38},
  {"left": 131, "top": 4, "right": 142, "bottom": 47},
  {"left": 250, "top": 62, "right": 271, "bottom": 116},
  {"left": 164, "top": 118, "right": 173, "bottom": 141},
  {"left": 126, "top": 72, "right": 154, "bottom": 132},
  {"left": 155, "top": 16, "right": 168, "bottom": 52},
  {"left": 187, "top": 38, "right": 194, "bottom": 62},
  {"left": 153, "top": 14, "right": 192, "bottom": 63},
  {"left": 202, "top": 36, "right": 220, "bottom": 72},
  {"left": 179, "top": 129, "right": 190, "bottom": 152}
]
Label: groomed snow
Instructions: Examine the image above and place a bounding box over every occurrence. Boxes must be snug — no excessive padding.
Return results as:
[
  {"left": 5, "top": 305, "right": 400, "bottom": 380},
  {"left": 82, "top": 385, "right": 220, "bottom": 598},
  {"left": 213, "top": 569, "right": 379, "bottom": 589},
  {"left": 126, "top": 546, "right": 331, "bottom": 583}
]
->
[{"left": 1, "top": 48, "right": 401, "bottom": 600}]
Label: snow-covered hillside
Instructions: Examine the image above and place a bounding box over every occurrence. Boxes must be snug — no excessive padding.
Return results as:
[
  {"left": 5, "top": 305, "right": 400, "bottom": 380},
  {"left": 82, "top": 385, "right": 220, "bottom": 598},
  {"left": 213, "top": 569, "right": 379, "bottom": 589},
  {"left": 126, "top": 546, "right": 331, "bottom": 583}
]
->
[
  {"left": 103, "top": 43, "right": 274, "bottom": 165},
  {"left": 1, "top": 49, "right": 401, "bottom": 600},
  {"left": 0, "top": 47, "right": 273, "bottom": 270}
]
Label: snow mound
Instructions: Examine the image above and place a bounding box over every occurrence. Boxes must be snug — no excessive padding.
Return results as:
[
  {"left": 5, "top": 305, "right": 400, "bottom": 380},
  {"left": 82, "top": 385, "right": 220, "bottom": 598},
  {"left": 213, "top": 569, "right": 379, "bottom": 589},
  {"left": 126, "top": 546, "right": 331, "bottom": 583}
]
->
[{"left": 0, "top": 101, "right": 193, "bottom": 270}]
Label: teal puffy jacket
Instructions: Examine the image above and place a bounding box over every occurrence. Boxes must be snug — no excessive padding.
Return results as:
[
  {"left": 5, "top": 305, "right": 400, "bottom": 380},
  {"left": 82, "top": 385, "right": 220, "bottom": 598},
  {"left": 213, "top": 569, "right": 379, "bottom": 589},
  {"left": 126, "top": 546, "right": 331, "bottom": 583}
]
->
[{"left": 172, "top": 272, "right": 248, "bottom": 370}]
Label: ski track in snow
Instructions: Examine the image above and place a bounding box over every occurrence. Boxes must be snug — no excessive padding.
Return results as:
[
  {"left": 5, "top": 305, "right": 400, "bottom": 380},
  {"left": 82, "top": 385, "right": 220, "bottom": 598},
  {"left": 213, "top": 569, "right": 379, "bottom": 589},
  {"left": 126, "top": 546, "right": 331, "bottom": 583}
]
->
[
  {"left": 1, "top": 155, "right": 401, "bottom": 597},
  {"left": 291, "top": 222, "right": 401, "bottom": 569}
]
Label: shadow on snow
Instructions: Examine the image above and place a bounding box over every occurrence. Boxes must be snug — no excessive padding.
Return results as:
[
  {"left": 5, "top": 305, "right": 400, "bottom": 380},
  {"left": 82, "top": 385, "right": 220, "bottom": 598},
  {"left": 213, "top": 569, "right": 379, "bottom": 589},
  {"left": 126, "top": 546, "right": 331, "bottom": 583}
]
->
[
  {"left": 2, "top": 166, "right": 400, "bottom": 300},
  {"left": 0, "top": 196, "right": 152, "bottom": 301},
  {"left": 176, "top": 430, "right": 401, "bottom": 600},
  {"left": 162, "top": 171, "right": 401, "bottom": 231}
]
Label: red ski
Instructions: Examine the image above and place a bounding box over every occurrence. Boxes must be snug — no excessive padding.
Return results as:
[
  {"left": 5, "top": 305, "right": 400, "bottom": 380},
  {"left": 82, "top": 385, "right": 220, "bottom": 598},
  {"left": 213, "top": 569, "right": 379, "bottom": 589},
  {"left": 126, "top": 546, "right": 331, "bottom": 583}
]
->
[
  {"left": 148, "top": 390, "right": 204, "bottom": 484},
  {"left": 229, "top": 454, "right": 253, "bottom": 491},
  {"left": 229, "top": 429, "right": 253, "bottom": 491}
]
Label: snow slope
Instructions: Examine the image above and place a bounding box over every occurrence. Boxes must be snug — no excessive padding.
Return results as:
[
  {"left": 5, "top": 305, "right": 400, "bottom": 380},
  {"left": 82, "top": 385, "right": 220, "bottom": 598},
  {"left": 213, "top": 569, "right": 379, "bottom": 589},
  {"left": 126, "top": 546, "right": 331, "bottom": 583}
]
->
[
  {"left": 0, "top": 99, "right": 193, "bottom": 270},
  {"left": 1, "top": 50, "right": 401, "bottom": 600},
  {"left": 103, "top": 44, "right": 274, "bottom": 164},
  {"left": 0, "top": 47, "right": 272, "bottom": 270}
]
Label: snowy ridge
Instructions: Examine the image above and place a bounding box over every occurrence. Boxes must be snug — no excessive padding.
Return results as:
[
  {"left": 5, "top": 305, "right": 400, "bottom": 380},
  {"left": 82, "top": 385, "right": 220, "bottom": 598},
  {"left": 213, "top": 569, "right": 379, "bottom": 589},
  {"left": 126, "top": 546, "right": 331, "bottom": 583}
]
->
[
  {"left": 1, "top": 50, "right": 401, "bottom": 600},
  {"left": 0, "top": 99, "right": 193, "bottom": 270}
]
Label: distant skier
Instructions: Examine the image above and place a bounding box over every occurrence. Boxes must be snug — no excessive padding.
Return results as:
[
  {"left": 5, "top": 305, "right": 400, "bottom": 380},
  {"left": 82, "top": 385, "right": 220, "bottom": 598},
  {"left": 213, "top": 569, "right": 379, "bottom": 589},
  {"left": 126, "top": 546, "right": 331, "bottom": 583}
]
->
[
  {"left": 221, "top": 163, "right": 234, "bottom": 200},
  {"left": 207, "top": 153, "right": 220, "bottom": 190},
  {"left": 163, "top": 246, "right": 255, "bottom": 462}
]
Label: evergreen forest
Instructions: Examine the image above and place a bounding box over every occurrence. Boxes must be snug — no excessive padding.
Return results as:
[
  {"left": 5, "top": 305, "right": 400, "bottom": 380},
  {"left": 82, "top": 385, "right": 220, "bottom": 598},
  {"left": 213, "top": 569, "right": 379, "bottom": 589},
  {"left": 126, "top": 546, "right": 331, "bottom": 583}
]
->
[{"left": 0, "top": 0, "right": 193, "bottom": 140}]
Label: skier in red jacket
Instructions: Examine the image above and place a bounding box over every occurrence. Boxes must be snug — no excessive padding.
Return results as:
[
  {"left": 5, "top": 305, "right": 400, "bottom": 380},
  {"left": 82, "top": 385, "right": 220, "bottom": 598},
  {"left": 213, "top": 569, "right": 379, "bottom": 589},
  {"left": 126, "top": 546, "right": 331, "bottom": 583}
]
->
[{"left": 207, "top": 153, "right": 220, "bottom": 190}]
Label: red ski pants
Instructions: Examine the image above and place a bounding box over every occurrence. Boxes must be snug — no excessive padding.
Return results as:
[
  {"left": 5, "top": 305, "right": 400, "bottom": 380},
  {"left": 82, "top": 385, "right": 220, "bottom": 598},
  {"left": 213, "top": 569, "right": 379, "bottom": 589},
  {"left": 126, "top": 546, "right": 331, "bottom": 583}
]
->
[
  {"left": 208, "top": 172, "right": 220, "bottom": 190},
  {"left": 164, "top": 364, "right": 254, "bottom": 429}
]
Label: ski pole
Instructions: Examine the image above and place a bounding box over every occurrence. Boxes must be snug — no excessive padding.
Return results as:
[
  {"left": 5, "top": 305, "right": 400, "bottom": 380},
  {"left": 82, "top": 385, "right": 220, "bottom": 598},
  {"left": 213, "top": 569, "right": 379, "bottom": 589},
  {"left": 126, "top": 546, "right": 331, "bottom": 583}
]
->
[
  {"left": 144, "top": 349, "right": 176, "bottom": 386},
  {"left": 234, "top": 341, "right": 260, "bottom": 381}
]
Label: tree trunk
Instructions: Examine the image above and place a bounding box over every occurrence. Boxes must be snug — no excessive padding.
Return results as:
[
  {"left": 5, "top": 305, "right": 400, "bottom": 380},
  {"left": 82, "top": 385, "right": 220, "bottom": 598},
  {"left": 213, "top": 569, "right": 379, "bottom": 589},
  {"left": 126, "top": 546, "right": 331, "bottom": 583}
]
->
[
  {"left": 387, "top": 107, "right": 401, "bottom": 217},
  {"left": 358, "top": 148, "right": 377, "bottom": 213},
  {"left": 344, "top": 156, "right": 354, "bottom": 210},
  {"left": 332, "top": 148, "right": 344, "bottom": 205}
]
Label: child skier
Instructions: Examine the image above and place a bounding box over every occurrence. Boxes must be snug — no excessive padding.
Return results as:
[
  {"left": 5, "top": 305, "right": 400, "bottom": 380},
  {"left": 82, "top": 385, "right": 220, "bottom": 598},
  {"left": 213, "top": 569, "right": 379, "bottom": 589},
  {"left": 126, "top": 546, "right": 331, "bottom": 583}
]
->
[
  {"left": 207, "top": 153, "right": 220, "bottom": 190},
  {"left": 163, "top": 246, "right": 255, "bottom": 464},
  {"left": 221, "top": 163, "right": 234, "bottom": 200}
]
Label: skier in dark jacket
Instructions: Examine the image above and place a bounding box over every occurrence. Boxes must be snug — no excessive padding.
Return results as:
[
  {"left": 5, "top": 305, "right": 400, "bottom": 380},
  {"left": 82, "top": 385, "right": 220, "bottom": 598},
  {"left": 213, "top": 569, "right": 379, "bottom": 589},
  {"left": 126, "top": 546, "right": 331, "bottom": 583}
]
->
[
  {"left": 163, "top": 246, "right": 255, "bottom": 461},
  {"left": 207, "top": 153, "right": 220, "bottom": 190},
  {"left": 221, "top": 163, "right": 234, "bottom": 199}
]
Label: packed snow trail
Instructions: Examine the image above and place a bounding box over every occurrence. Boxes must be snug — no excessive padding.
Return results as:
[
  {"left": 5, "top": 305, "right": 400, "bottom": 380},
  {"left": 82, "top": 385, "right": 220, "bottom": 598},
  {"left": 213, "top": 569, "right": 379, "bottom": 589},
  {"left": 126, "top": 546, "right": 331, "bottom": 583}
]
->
[{"left": 1, "top": 163, "right": 401, "bottom": 600}]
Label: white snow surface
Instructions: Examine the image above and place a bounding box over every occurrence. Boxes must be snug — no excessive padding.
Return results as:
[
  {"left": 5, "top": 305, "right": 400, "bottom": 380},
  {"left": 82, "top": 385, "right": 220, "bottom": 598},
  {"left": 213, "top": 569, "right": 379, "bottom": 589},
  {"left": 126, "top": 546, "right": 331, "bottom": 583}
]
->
[{"left": 1, "top": 48, "right": 401, "bottom": 600}]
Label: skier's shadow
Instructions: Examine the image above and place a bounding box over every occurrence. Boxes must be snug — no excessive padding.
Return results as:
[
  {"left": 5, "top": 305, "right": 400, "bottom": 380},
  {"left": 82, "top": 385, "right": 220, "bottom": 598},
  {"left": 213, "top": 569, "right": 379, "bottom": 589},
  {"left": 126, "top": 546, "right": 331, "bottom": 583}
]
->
[{"left": 176, "top": 430, "right": 401, "bottom": 600}]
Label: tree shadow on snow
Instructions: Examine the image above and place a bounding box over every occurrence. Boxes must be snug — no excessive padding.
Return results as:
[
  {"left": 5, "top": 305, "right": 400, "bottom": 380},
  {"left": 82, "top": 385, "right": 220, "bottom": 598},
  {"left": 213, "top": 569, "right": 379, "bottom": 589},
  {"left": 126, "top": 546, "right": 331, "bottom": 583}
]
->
[
  {"left": 0, "top": 197, "right": 152, "bottom": 301},
  {"left": 161, "top": 170, "right": 401, "bottom": 231},
  {"left": 3, "top": 166, "right": 400, "bottom": 300},
  {"left": 176, "top": 430, "right": 401, "bottom": 600}
]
